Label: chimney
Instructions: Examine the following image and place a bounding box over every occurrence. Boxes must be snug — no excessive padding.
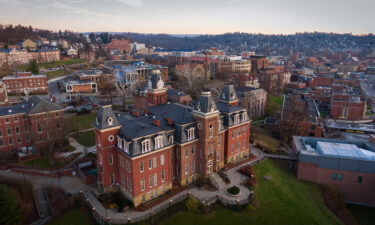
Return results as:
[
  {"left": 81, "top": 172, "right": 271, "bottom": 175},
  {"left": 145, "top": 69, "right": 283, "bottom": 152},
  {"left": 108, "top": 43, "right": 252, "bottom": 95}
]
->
[
  {"left": 131, "top": 110, "right": 141, "bottom": 117},
  {"left": 152, "top": 118, "right": 161, "bottom": 127},
  {"left": 166, "top": 117, "right": 174, "bottom": 126}
]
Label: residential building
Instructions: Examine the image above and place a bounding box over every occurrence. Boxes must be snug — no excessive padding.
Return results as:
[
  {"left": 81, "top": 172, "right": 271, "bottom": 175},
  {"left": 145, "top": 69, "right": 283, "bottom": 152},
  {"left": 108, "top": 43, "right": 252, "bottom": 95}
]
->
[
  {"left": 293, "top": 136, "right": 375, "bottom": 205},
  {"left": 0, "top": 96, "right": 64, "bottom": 155},
  {"left": 2, "top": 72, "right": 48, "bottom": 95},
  {"left": 21, "top": 39, "right": 37, "bottom": 50},
  {"left": 95, "top": 80, "right": 251, "bottom": 206}
]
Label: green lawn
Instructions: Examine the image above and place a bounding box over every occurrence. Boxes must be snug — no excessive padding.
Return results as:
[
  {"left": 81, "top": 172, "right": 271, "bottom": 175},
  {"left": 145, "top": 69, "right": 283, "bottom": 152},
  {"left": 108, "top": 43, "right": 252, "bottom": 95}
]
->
[
  {"left": 74, "top": 130, "right": 95, "bottom": 147},
  {"left": 253, "top": 133, "right": 280, "bottom": 153},
  {"left": 23, "top": 157, "right": 65, "bottom": 170},
  {"left": 265, "top": 94, "right": 284, "bottom": 117},
  {"left": 346, "top": 204, "right": 375, "bottom": 225},
  {"left": 66, "top": 112, "right": 96, "bottom": 132},
  {"left": 17, "top": 59, "right": 87, "bottom": 71},
  {"left": 46, "top": 209, "right": 94, "bottom": 225},
  {"left": 45, "top": 69, "right": 69, "bottom": 80},
  {"left": 144, "top": 160, "right": 342, "bottom": 225}
]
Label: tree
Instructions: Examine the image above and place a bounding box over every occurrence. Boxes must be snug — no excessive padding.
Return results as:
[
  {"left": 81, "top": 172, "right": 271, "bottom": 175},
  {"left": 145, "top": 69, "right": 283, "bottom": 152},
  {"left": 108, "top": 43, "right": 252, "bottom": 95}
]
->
[
  {"left": 0, "top": 185, "right": 21, "bottom": 225},
  {"left": 27, "top": 60, "right": 39, "bottom": 74},
  {"left": 3, "top": 43, "right": 8, "bottom": 49}
]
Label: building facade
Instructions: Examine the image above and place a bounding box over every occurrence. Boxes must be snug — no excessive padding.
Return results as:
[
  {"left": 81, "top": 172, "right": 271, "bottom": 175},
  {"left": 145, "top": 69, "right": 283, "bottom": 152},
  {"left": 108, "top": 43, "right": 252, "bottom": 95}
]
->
[
  {"left": 95, "top": 75, "right": 251, "bottom": 206},
  {"left": 0, "top": 96, "right": 64, "bottom": 155},
  {"left": 293, "top": 136, "right": 375, "bottom": 205},
  {"left": 2, "top": 72, "right": 48, "bottom": 95},
  {"left": 235, "top": 86, "right": 267, "bottom": 119}
]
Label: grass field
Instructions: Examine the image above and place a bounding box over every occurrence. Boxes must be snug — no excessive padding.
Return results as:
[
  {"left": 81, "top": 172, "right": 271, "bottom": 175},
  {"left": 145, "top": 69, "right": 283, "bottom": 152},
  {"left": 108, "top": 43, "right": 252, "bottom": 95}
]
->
[
  {"left": 23, "top": 157, "right": 65, "bottom": 169},
  {"left": 66, "top": 112, "right": 96, "bottom": 132},
  {"left": 265, "top": 94, "right": 284, "bottom": 117},
  {"left": 17, "top": 59, "right": 87, "bottom": 71},
  {"left": 74, "top": 130, "right": 95, "bottom": 147},
  {"left": 45, "top": 69, "right": 69, "bottom": 79},
  {"left": 46, "top": 209, "right": 94, "bottom": 225},
  {"left": 143, "top": 160, "right": 342, "bottom": 225},
  {"left": 252, "top": 133, "right": 280, "bottom": 153},
  {"left": 346, "top": 204, "right": 375, "bottom": 225}
]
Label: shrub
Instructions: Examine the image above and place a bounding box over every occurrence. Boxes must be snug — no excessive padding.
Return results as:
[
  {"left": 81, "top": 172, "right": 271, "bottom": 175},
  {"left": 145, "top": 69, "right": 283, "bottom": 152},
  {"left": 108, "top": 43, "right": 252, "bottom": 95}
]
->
[
  {"left": 227, "top": 186, "right": 240, "bottom": 195},
  {"left": 77, "top": 108, "right": 91, "bottom": 115},
  {"left": 186, "top": 197, "right": 201, "bottom": 213},
  {"left": 238, "top": 165, "right": 254, "bottom": 177},
  {"left": 0, "top": 185, "right": 21, "bottom": 225}
]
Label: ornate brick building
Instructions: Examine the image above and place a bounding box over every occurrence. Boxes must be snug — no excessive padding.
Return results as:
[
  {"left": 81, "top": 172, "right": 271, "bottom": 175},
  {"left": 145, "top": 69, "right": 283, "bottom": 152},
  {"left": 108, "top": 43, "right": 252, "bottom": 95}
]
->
[
  {"left": 2, "top": 72, "right": 48, "bottom": 95},
  {"left": 0, "top": 96, "right": 64, "bottom": 155},
  {"left": 94, "top": 72, "right": 251, "bottom": 206}
]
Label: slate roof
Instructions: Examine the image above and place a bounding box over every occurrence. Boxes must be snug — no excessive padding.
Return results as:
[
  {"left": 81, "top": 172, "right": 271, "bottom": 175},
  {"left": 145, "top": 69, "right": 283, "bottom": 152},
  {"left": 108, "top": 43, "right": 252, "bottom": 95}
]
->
[
  {"left": 94, "top": 105, "right": 120, "bottom": 130},
  {"left": 149, "top": 103, "right": 195, "bottom": 124},
  {"left": 217, "top": 102, "right": 242, "bottom": 113},
  {"left": 194, "top": 90, "right": 218, "bottom": 113},
  {"left": 0, "top": 96, "right": 63, "bottom": 116},
  {"left": 219, "top": 85, "right": 238, "bottom": 102}
]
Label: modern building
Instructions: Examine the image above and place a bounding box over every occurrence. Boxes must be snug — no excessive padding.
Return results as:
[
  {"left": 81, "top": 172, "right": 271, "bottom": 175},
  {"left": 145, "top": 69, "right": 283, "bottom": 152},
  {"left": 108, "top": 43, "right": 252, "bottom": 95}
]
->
[
  {"left": 0, "top": 96, "right": 64, "bottom": 155},
  {"left": 94, "top": 76, "right": 251, "bottom": 206},
  {"left": 2, "top": 72, "right": 48, "bottom": 95},
  {"left": 293, "top": 136, "right": 375, "bottom": 205}
]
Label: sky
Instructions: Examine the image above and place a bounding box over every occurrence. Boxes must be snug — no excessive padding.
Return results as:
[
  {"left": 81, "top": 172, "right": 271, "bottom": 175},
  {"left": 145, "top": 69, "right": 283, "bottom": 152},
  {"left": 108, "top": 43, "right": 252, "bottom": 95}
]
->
[{"left": 0, "top": 0, "right": 374, "bottom": 35}]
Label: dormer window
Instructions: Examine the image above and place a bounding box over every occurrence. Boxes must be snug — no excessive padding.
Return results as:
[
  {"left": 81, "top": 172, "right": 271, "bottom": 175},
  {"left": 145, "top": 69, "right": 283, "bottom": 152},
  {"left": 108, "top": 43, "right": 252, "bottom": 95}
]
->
[
  {"left": 210, "top": 104, "right": 215, "bottom": 112},
  {"left": 142, "top": 139, "right": 151, "bottom": 153},
  {"left": 169, "top": 135, "right": 174, "bottom": 144},
  {"left": 242, "top": 113, "right": 248, "bottom": 122},
  {"left": 117, "top": 136, "right": 122, "bottom": 149},
  {"left": 187, "top": 128, "right": 195, "bottom": 141},
  {"left": 234, "top": 114, "right": 240, "bottom": 124},
  {"left": 107, "top": 117, "right": 113, "bottom": 125},
  {"left": 155, "top": 136, "right": 164, "bottom": 149}
]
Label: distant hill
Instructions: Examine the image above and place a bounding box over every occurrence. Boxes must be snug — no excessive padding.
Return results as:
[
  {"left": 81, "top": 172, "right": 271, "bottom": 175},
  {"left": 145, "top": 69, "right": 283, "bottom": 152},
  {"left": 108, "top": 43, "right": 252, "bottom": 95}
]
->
[{"left": 122, "top": 32, "right": 375, "bottom": 56}]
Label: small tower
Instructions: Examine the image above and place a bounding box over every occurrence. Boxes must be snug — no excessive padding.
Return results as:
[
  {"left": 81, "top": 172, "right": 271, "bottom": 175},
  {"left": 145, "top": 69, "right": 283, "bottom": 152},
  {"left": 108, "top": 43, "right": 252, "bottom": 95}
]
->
[
  {"left": 94, "top": 105, "right": 121, "bottom": 191},
  {"left": 193, "top": 90, "right": 221, "bottom": 176},
  {"left": 146, "top": 70, "right": 168, "bottom": 106},
  {"left": 219, "top": 85, "right": 239, "bottom": 106}
]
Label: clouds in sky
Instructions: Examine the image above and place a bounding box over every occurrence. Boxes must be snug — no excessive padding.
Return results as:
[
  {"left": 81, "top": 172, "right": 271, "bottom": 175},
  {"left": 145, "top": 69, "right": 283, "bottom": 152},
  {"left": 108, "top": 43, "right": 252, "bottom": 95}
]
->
[{"left": 0, "top": 0, "right": 374, "bottom": 34}]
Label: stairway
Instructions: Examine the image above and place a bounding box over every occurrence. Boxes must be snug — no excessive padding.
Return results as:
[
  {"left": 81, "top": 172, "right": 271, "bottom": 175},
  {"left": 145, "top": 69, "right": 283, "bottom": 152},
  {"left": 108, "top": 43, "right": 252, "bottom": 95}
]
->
[
  {"left": 32, "top": 185, "right": 52, "bottom": 225},
  {"left": 209, "top": 173, "right": 226, "bottom": 189}
]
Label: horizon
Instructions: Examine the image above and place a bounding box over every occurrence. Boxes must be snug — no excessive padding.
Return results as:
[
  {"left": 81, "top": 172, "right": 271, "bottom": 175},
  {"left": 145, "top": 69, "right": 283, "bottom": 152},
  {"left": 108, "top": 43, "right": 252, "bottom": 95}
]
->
[{"left": 0, "top": 0, "right": 374, "bottom": 35}]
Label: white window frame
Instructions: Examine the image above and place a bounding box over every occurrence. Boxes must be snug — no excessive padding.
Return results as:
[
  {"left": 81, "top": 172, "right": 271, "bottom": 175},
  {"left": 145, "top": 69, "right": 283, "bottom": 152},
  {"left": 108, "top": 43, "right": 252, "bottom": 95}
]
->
[
  {"left": 155, "top": 136, "right": 164, "bottom": 149},
  {"left": 160, "top": 154, "right": 165, "bottom": 165},
  {"left": 142, "top": 139, "right": 151, "bottom": 153},
  {"left": 140, "top": 178, "right": 145, "bottom": 191},
  {"left": 161, "top": 170, "right": 165, "bottom": 183},
  {"left": 187, "top": 128, "right": 195, "bottom": 141},
  {"left": 108, "top": 154, "right": 113, "bottom": 165},
  {"left": 153, "top": 157, "right": 157, "bottom": 168},
  {"left": 185, "top": 163, "right": 189, "bottom": 175},
  {"left": 140, "top": 161, "right": 144, "bottom": 172},
  {"left": 148, "top": 159, "right": 152, "bottom": 169}
]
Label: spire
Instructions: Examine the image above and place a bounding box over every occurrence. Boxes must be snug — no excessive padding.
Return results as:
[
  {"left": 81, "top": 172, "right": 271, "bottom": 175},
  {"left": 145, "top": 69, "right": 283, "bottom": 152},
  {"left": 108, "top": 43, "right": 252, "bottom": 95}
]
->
[
  {"left": 94, "top": 105, "right": 120, "bottom": 130},
  {"left": 219, "top": 85, "right": 239, "bottom": 106},
  {"left": 193, "top": 89, "right": 219, "bottom": 116}
]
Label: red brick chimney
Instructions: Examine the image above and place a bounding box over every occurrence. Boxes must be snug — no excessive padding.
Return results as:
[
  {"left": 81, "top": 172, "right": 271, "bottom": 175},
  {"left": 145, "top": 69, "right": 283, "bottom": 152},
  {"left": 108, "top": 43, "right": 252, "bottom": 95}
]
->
[
  {"left": 152, "top": 118, "right": 161, "bottom": 127},
  {"left": 166, "top": 117, "right": 174, "bottom": 125}
]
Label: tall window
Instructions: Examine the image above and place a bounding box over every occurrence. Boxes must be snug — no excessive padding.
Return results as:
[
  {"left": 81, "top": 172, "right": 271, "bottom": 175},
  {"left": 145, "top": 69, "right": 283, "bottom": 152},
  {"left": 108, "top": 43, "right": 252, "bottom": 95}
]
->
[
  {"left": 209, "top": 125, "right": 214, "bottom": 138},
  {"left": 148, "top": 159, "right": 152, "bottom": 169},
  {"left": 153, "top": 157, "right": 157, "bottom": 168},
  {"left": 192, "top": 160, "right": 195, "bottom": 172},
  {"left": 161, "top": 170, "right": 165, "bottom": 183},
  {"left": 185, "top": 164, "right": 189, "bottom": 175},
  {"left": 37, "top": 124, "right": 42, "bottom": 132},
  {"left": 7, "top": 127, "right": 11, "bottom": 135},
  {"left": 234, "top": 114, "right": 240, "bottom": 124},
  {"left": 357, "top": 176, "right": 363, "bottom": 184},
  {"left": 15, "top": 127, "right": 20, "bottom": 134},
  {"left": 140, "top": 161, "right": 144, "bottom": 172},
  {"left": 153, "top": 174, "right": 157, "bottom": 186},
  {"left": 155, "top": 136, "right": 163, "bottom": 149},
  {"left": 120, "top": 157, "right": 124, "bottom": 168},
  {"left": 149, "top": 175, "right": 153, "bottom": 187},
  {"left": 191, "top": 146, "right": 195, "bottom": 155},
  {"left": 217, "top": 135, "right": 221, "bottom": 145},
  {"left": 110, "top": 173, "right": 115, "bottom": 185},
  {"left": 140, "top": 178, "right": 145, "bottom": 191},
  {"left": 108, "top": 154, "right": 113, "bottom": 165},
  {"left": 142, "top": 139, "right": 151, "bottom": 153},
  {"left": 185, "top": 148, "right": 189, "bottom": 158},
  {"left": 160, "top": 154, "right": 165, "bottom": 165},
  {"left": 187, "top": 128, "right": 195, "bottom": 141}
]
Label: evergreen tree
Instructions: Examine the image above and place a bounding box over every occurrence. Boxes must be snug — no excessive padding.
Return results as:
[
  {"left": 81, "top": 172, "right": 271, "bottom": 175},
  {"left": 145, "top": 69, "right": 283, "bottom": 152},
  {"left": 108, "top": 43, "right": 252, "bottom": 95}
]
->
[
  {"left": 0, "top": 185, "right": 21, "bottom": 225},
  {"left": 3, "top": 43, "right": 8, "bottom": 49},
  {"left": 27, "top": 60, "right": 39, "bottom": 74}
]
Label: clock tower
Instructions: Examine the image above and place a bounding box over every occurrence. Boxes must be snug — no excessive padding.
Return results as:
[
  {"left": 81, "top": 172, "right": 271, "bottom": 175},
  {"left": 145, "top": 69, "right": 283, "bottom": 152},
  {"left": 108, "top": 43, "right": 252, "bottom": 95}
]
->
[{"left": 146, "top": 70, "right": 168, "bottom": 107}]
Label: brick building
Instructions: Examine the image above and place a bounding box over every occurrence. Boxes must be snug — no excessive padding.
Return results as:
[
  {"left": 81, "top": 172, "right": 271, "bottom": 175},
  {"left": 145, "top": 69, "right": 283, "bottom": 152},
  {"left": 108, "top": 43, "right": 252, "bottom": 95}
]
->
[
  {"left": 258, "top": 67, "right": 291, "bottom": 93},
  {"left": 235, "top": 86, "right": 267, "bottom": 119},
  {"left": 0, "top": 49, "right": 60, "bottom": 65},
  {"left": 0, "top": 81, "right": 8, "bottom": 105},
  {"left": 105, "top": 39, "right": 131, "bottom": 52},
  {"left": 0, "top": 96, "right": 64, "bottom": 155},
  {"left": 95, "top": 76, "right": 251, "bottom": 206},
  {"left": 293, "top": 136, "right": 375, "bottom": 205},
  {"left": 2, "top": 72, "right": 48, "bottom": 95},
  {"left": 250, "top": 56, "right": 269, "bottom": 72}
]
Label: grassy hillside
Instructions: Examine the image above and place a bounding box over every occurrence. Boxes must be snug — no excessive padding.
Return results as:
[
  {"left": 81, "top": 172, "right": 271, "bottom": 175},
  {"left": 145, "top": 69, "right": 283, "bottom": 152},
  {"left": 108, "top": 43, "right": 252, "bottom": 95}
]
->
[{"left": 150, "top": 160, "right": 342, "bottom": 225}]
